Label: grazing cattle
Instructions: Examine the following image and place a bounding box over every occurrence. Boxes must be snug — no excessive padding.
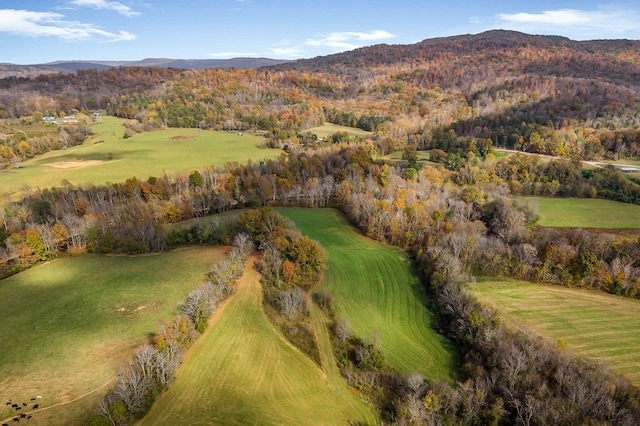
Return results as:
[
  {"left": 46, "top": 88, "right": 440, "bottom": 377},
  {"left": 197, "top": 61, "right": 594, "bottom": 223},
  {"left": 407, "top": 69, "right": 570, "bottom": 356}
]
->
[
  {"left": 19, "top": 415, "right": 25, "bottom": 419},
  {"left": 15, "top": 407, "right": 20, "bottom": 411},
  {"left": 11, "top": 419, "right": 18, "bottom": 423},
  {"left": 26, "top": 417, "right": 31, "bottom": 420},
  {"left": 3, "top": 423, "right": 8, "bottom": 426},
  {"left": 11, "top": 404, "right": 17, "bottom": 408},
  {"left": 5, "top": 401, "right": 11, "bottom": 405},
  {"left": 32, "top": 405, "right": 38, "bottom": 409},
  {"left": 22, "top": 403, "right": 26, "bottom": 406},
  {"left": 35, "top": 396, "right": 41, "bottom": 399},
  {"left": 30, "top": 398, "right": 35, "bottom": 401}
]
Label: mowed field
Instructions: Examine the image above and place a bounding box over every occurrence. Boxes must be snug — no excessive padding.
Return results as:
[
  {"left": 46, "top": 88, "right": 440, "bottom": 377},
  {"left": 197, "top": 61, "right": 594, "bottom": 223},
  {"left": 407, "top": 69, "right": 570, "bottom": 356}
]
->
[
  {"left": 518, "top": 196, "right": 640, "bottom": 228},
  {"left": 278, "top": 208, "right": 459, "bottom": 380},
  {"left": 468, "top": 278, "right": 640, "bottom": 385},
  {"left": 0, "top": 116, "right": 282, "bottom": 200},
  {"left": 0, "top": 246, "right": 227, "bottom": 425},
  {"left": 307, "top": 122, "right": 373, "bottom": 139},
  {"left": 141, "top": 255, "right": 376, "bottom": 426},
  {"left": 382, "top": 150, "right": 439, "bottom": 167}
]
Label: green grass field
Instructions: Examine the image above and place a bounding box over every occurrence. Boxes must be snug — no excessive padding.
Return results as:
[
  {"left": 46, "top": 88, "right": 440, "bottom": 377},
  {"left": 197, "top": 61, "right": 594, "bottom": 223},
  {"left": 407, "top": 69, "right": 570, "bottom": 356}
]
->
[
  {"left": 0, "top": 116, "right": 282, "bottom": 200},
  {"left": 468, "top": 278, "right": 640, "bottom": 385},
  {"left": 491, "top": 149, "right": 512, "bottom": 160},
  {"left": 141, "top": 256, "right": 376, "bottom": 425},
  {"left": 306, "top": 122, "right": 373, "bottom": 139},
  {"left": 0, "top": 246, "right": 227, "bottom": 425},
  {"left": 383, "top": 150, "right": 432, "bottom": 162},
  {"left": 518, "top": 196, "right": 640, "bottom": 228},
  {"left": 278, "top": 208, "right": 459, "bottom": 380},
  {"left": 382, "top": 150, "right": 440, "bottom": 167}
]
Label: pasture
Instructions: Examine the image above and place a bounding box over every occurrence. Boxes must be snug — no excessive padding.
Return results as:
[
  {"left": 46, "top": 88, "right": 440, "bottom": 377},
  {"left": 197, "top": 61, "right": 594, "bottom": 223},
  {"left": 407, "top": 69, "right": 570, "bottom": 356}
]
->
[
  {"left": 278, "top": 208, "right": 459, "bottom": 380},
  {"left": 306, "top": 122, "right": 373, "bottom": 139},
  {"left": 0, "top": 246, "right": 227, "bottom": 425},
  {"left": 0, "top": 116, "right": 282, "bottom": 200},
  {"left": 518, "top": 196, "right": 640, "bottom": 228},
  {"left": 382, "top": 150, "right": 438, "bottom": 166},
  {"left": 468, "top": 278, "right": 640, "bottom": 385},
  {"left": 141, "top": 255, "right": 376, "bottom": 425}
]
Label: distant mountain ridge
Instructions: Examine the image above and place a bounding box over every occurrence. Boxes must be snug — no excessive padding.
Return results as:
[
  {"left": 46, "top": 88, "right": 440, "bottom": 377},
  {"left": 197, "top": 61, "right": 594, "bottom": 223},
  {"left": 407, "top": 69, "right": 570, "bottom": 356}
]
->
[
  {"left": 0, "top": 57, "right": 290, "bottom": 78},
  {"left": 4, "top": 30, "right": 640, "bottom": 79},
  {"left": 282, "top": 29, "right": 640, "bottom": 70}
]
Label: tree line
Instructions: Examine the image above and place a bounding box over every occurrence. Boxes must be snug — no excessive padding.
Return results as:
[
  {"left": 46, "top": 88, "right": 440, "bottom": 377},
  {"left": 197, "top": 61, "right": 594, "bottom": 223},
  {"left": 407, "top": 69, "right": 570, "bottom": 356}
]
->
[
  {"left": 2, "top": 141, "right": 640, "bottom": 423},
  {"left": 240, "top": 208, "right": 327, "bottom": 364},
  {"left": 4, "top": 144, "right": 640, "bottom": 297},
  {"left": 88, "top": 233, "right": 253, "bottom": 425}
]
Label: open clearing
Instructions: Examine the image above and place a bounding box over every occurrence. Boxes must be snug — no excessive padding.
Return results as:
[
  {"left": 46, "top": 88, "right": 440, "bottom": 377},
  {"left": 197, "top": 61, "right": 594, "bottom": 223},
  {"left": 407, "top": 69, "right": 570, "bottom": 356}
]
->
[
  {"left": 518, "top": 196, "right": 640, "bottom": 228},
  {"left": 382, "top": 150, "right": 439, "bottom": 167},
  {"left": 141, "top": 255, "right": 376, "bottom": 425},
  {"left": 306, "top": 122, "right": 373, "bottom": 139},
  {"left": 468, "top": 278, "right": 640, "bottom": 385},
  {"left": 0, "top": 246, "right": 227, "bottom": 425},
  {"left": 0, "top": 116, "right": 282, "bottom": 200},
  {"left": 278, "top": 208, "right": 459, "bottom": 380}
]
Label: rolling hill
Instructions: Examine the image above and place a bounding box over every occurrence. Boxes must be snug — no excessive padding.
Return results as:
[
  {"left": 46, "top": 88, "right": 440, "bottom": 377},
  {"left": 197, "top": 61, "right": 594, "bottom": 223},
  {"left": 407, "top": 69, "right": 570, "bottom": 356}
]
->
[
  {"left": 0, "top": 57, "right": 290, "bottom": 78},
  {"left": 3, "top": 30, "right": 640, "bottom": 161}
]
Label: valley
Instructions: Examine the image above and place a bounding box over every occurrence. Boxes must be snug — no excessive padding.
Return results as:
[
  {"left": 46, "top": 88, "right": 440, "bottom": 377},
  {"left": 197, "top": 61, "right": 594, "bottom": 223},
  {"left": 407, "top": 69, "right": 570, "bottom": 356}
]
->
[{"left": 1, "top": 28, "right": 640, "bottom": 424}]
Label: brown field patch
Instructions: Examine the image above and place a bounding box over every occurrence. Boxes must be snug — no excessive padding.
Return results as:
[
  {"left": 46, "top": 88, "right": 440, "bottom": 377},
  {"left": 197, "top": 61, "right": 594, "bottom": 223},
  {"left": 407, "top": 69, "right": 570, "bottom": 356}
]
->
[{"left": 46, "top": 160, "right": 103, "bottom": 169}]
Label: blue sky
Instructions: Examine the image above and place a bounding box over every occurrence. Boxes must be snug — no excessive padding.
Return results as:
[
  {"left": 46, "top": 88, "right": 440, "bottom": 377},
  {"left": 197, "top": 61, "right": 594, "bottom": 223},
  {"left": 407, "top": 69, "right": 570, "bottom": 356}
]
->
[{"left": 2, "top": 0, "right": 640, "bottom": 64}]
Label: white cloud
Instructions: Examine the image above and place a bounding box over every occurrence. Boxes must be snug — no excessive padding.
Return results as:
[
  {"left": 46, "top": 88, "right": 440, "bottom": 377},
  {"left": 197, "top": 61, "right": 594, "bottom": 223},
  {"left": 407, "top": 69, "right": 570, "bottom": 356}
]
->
[
  {"left": 266, "top": 46, "right": 305, "bottom": 58},
  {"left": 209, "top": 51, "right": 258, "bottom": 58},
  {"left": 305, "top": 30, "right": 395, "bottom": 50},
  {"left": 496, "top": 8, "right": 639, "bottom": 36},
  {"left": 0, "top": 9, "right": 136, "bottom": 41},
  {"left": 70, "top": 0, "right": 139, "bottom": 17}
]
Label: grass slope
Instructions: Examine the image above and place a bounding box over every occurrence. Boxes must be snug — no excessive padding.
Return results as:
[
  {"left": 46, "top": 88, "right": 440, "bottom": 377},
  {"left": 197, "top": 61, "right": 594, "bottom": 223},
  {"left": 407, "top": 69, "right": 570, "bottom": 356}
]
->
[
  {"left": 0, "top": 246, "right": 227, "bottom": 425},
  {"left": 0, "top": 116, "right": 282, "bottom": 200},
  {"left": 469, "top": 278, "right": 640, "bottom": 385},
  {"left": 278, "top": 208, "right": 459, "bottom": 380},
  {"left": 518, "top": 196, "right": 640, "bottom": 228},
  {"left": 382, "top": 150, "right": 440, "bottom": 167},
  {"left": 141, "top": 255, "right": 376, "bottom": 426},
  {"left": 307, "top": 122, "right": 373, "bottom": 139}
]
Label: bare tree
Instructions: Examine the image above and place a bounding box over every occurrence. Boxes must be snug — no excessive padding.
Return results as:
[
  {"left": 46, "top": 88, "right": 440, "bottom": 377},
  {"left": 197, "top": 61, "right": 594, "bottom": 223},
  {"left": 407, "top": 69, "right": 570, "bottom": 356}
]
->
[
  {"left": 95, "top": 396, "right": 118, "bottom": 426},
  {"left": 406, "top": 372, "right": 425, "bottom": 395},
  {"left": 154, "top": 340, "right": 182, "bottom": 387},
  {"left": 134, "top": 344, "right": 157, "bottom": 381},
  {"left": 335, "top": 316, "right": 351, "bottom": 342},
  {"left": 112, "top": 362, "right": 151, "bottom": 414},
  {"left": 278, "top": 287, "right": 308, "bottom": 320}
]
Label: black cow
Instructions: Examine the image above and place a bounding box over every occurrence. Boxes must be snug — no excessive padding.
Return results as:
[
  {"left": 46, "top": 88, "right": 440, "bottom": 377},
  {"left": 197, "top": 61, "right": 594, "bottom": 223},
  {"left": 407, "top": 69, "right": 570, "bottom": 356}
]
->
[
  {"left": 26, "top": 417, "right": 31, "bottom": 420},
  {"left": 11, "top": 419, "right": 18, "bottom": 423},
  {"left": 22, "top": 403, "right": 26, "bottom": 407},
  {"left": 29, "top": 398, "right": 35, "bottom": 401},
  {"left": 15, "top": 407, "right": 20, "bottom": 411},
  {"left": 32, "top": 405, "right": 38, "bottom": 409},
  {"left": 19, "top": 415, "right": 25, "bottom": 419},
  {"left": 11, "top": 404, "right": 17, "bottom": 408}
]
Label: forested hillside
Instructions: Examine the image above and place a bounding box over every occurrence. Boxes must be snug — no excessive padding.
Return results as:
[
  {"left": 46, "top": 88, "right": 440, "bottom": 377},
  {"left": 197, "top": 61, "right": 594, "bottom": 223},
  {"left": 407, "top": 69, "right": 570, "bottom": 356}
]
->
[{"left": 2, "top": 30, "right": 640, "bottom": 167}]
